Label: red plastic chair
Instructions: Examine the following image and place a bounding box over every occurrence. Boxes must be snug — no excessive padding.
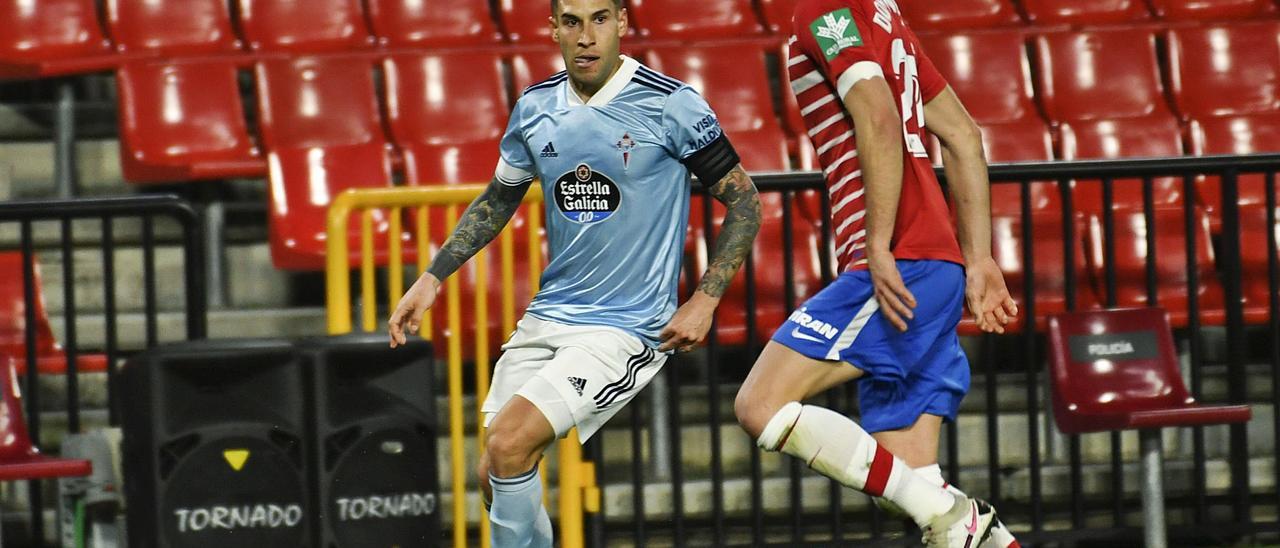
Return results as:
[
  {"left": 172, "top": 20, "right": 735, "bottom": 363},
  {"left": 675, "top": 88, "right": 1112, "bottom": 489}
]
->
[
  {"left": 1035, "top": 29, "right": 1169, "bottom": 121},
  {"left": 0, "top": 253, "right": 108, "bottom": 376},
  {"left": 1150, "top": 0, "right": 1276, "bottom": 20},
  {"left": 116, "top": 60, "right": 265, "bottom": 183},
  {"left": 1047, "top": 307, "right": 1250, "bottom": 547},
  {"left": 500, "top": 0, "right": 555, "bottom": 43},
  {"left": 646, "top": 45, "right": 791, "bottom": 170},
  {"left": 959, "top": 212, "right": 1097, "bottom": 335},
  {"left": 1086, "top": 207, "right": 1227, "bottom": 327},
  {"left": 1022, "top": 0, "right": 1151, "bottom": 26},
  {"left": 511, "top": 48, "right": 567, "bottom": 91},
  {"left": 383, "top": 52, "right": 508, "bottom": 156},
  {"left": 627, "top": 0, "right": 764, "bottom": 38},
  {"left": 1167, "top": 22, "right": 1280, "bottom": 119},
  {"left": 237, "top": 0, "right": 375, "bottom": 53},
  {"left": 1188, "top": 112, "right": 1280, "bottom": 228},
  {"left": 980, "top": 118, "right": 1060, "bottom": 216},
  {"left": 367, "top": 0, "right": 502, "bottom": 48},
  {"left": 104, "top": 0, "right": 242, "bottom": 56},
  {"left": 0, "top": 0, "right": 121, "bottom": 78},
  {"left": 1059, "top": 115, "right": 1186, "bottom": 212},
  {"left": 255, "top": 56, "right": 400, "bottom": 270},
  {"left": 0, "top": 353, "right": 92, "bottom": 480},
  {"left": 917, "top": 31, "right": 1037, "bottom": 125},
  {"left": 759, "top": 0, "right": 799, "bottom": 33},
  {"left": 897, "top": 0, "right": 1022, "bottom": 32}
]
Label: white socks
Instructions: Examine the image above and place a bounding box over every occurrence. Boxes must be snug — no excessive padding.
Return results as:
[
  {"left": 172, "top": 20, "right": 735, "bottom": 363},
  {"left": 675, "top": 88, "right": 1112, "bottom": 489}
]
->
[
  {"left": 757, "top": 402, "right": 957, "bottom": 526},
  {"left": 489, "top": 466, "right": 553, "bottom": 548}
]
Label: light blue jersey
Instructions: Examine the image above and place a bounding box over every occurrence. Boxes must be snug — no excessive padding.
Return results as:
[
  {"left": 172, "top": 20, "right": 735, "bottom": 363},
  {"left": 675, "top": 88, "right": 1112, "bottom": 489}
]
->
[{"left": 495, "top": 56, "right": 724, "bottom": 345}]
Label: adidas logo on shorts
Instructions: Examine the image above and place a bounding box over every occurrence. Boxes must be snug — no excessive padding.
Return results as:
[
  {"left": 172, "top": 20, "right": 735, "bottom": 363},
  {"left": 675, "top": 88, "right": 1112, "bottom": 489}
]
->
[
  {"left": 541, "top": 142, "right": 559, "bottom": 158},
  {"left": 567, "top": 376, "right": 587, "bottom": 396}
]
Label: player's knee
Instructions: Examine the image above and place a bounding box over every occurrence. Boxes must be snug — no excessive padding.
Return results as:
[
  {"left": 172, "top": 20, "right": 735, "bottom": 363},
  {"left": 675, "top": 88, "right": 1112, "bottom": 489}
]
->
[
  {"left": 485, "top": 426, "right": 543, "bottom": 478},
  {"left": 733, "top": 391, "right": 783, "bottom": 441}
]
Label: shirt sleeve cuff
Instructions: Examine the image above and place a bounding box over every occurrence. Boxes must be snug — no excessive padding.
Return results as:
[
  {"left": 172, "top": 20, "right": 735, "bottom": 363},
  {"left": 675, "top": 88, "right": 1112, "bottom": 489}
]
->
[
  {"left": 836, "top": 61, "right": 886, "bottom": 101},
  {"left": 495, "top": 158, "right": 535, "bottom": 186}
]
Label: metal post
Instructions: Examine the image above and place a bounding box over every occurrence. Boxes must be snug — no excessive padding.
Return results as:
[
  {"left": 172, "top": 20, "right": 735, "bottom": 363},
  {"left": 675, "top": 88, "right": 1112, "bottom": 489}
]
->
[
  {"left": 53, "top": 81, "right": 78, "bottom": 198},
  {"left": 1139, "top": 429, "right": 1168, "bottom": 548},
  {"left": 648, "top": 375, "right": 671, "bottom": 481},
  {"left": 204, "top": 201, "right": 227, "bottom": 309}
]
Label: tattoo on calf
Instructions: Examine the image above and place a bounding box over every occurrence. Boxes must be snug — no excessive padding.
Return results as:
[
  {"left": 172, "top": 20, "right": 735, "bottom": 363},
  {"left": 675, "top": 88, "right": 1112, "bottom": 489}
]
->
[
  {"left": 698, "top": 166, "right": 762, "bottom": 298},
  {"left": 426, "top": 179, "right": 531, "bottom": 282}
]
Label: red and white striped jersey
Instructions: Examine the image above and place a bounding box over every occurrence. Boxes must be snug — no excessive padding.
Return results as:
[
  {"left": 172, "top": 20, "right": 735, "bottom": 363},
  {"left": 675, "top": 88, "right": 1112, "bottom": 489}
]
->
[{"left": 789, "top": 0, "right": 963, "bottom": 272}]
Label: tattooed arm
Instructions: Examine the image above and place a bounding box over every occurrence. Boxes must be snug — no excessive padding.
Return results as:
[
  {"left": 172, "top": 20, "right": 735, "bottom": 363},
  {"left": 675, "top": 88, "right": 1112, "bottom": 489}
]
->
[
  {"left": 389, "top": 178, "right": 532, "bottom": 346},
  {"left": 658, "top": 164, "right": 762, "bottom": 352}
]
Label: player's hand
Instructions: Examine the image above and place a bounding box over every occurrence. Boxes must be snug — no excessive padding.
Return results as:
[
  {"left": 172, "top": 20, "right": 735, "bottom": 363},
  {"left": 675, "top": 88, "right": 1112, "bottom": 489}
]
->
[
  {"left": 658, "top": 291, "right": 719, "bottom": 353},
  {"left": 388, "top": 273, "right": 442, "bottom": 348},
  {"left": 867, "top": 248, "right": 916, "bottom": 332},
  {"left": 964, "top": 256, "right": 1018, "bottom": 334}
]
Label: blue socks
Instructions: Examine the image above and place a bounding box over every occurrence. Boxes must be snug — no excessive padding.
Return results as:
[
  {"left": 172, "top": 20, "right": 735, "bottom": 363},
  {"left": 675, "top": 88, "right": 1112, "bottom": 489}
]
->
[{"left": 489, "top": 466, "right": 553, "bottom": 548}]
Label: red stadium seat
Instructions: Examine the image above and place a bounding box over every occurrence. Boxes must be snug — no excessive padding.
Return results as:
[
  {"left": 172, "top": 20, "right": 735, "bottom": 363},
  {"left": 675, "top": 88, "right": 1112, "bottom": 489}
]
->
[
  {"left": 237, "top": 0, "right": 374, "bottom": 53},
  {"left": 116, "top": 61, "right": 265, "bottom": 183},
  {"left": 0, "top": 0, "right": 120, "bottom": 78},
  {"left": 897, "top": 0, "right": 1022, "bottom": 32},
  {"left": 759, "top": 0, "right": 799, "bottom": 33},
  {"left": 1022, "top": 0, "right": 1151, "bottom": 26},
  {"left": 980, "top": 118, "right": 1059, "bottom": 215},
  {"left": 383, "top": 51, "right": 509, "bottom": 169},
  {"left": 1151, "top": 0, "right": 1276, "bottom": 20},
  {"left": 105, "top": 0, "right": 242, "bottom": 55},
  {"left": 959, "top": 212, "right": 1097, "bottom": 334},
  {"left": 0, "top": 253, "right": 108, "bottom": 376},
  {"left": 255, "top": 56, "right": 400, "bottom": 270},
  {"left": 1167, "top": 22, "right": 1280, "bottom": 119},
  {"left": 646, "top": 45, "right": 791, "bottom": 171},
  {"left": 1239, "top": 204, "right": 1279, "bottom": 323},
  {"left": 0, "top": 354, "right": 92, "bottom": 481},
  {"left": 500, "top": 0, "right": 555, "bottom": 43},
  {"left": 367, "top": 0, "right": 502, "bottom": 48},
  {"left": 917, "top": 31, "right": 1037, "bottom": 125},
  {"left": 627, "top": 0, "right": 764, "bottom": 38},
  {"left": 1059, "top": 116, "right": 1186, "bottom": 212},
  {"left": 1035, "top": 29, "right": 1169, "bottom": 121},
  {"left": 1087, "top": 207, "right": 1226, "bottom": 326},
  {"left": 1188, "top": 112, "right": 1280, "bottom": 224},
  {"left": 511, "top": 48, "right": 567, "bottom": 92}
]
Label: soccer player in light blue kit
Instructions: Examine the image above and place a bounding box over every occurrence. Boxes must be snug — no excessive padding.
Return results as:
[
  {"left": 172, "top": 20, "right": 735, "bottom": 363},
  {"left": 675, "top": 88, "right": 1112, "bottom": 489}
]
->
[{"left": 387, "top": 0, "right": 762, "bottom": 545}]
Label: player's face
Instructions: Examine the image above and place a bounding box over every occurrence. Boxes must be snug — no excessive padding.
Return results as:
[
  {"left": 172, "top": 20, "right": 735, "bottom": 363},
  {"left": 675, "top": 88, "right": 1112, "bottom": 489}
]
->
[{"left": 551, "top": 0, "right": 627, "bottom": 94}]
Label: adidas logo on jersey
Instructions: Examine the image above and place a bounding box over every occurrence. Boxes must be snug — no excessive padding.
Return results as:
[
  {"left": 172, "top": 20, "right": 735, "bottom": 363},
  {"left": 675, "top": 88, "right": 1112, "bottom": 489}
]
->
[
  {"left": 541, "top": 142, "right": 559, "bottom": 158},
  {"left": 567, "top": 376, "right": 587, "bottom": 396}
]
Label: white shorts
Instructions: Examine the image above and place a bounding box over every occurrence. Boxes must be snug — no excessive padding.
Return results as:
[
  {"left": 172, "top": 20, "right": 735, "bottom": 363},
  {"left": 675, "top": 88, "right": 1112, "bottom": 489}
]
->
[{"left": 481, "top": 315, "right": 668, "bottom": 443}]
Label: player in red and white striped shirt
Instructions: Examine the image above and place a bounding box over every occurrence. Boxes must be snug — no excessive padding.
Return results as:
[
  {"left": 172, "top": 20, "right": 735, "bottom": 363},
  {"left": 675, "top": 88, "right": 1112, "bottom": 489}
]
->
[{"left": 736, "top": 1, "right": 1020, "bottom": 547}]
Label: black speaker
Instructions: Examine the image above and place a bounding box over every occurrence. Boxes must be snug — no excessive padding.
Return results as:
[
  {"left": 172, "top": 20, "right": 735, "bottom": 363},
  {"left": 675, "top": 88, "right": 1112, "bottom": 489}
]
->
[
  {"left": 121, "top": 339, "right": 315, "bottom": 548},
  {"left": 301, "top": 334, "right": 440, "bottom": 548}
]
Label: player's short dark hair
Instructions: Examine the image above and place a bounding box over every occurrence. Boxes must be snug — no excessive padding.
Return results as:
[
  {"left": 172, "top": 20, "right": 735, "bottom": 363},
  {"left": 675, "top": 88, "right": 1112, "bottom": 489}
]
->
[{"left": 551, "top": 0, "right": 624, "bottom": 15}]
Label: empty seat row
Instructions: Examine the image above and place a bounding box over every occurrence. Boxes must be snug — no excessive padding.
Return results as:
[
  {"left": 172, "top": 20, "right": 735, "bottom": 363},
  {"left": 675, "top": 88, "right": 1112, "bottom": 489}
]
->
[
  {"left": 900, "top": 0, "right": 1279, "bottom": 31},
  {"left": 7, "top": 0, "right": 1280, "bottom": 79}
]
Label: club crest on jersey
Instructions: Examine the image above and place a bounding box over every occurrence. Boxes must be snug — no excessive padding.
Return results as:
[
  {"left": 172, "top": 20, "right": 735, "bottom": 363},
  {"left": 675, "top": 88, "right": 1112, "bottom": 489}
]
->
[
  {"left": 616, "top": 133, "right": 636, "bottom": 168},
  {"left": 553, "top": 163, "right": 621, "bottom": 224},
  {"left": 811, "top": 8, "right": 862, "bottom": 60}
]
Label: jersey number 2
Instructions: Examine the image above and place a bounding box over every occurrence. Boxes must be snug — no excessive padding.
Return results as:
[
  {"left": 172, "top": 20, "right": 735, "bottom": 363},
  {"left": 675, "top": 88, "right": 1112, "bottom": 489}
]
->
[{"left": 891, "top": 38, "right": 928, "bottom": 158}]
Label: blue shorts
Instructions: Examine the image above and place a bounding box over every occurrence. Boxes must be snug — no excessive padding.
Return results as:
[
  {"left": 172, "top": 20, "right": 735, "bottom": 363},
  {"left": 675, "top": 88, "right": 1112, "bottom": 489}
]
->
[{"left": 770, "top": 259, "right": 970, "bottom": 433}]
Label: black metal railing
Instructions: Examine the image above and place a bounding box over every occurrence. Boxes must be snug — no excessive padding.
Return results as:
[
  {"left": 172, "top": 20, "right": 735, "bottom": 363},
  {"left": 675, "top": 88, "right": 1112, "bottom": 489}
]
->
[
  {"left": 0, "top": 194, "right": 206, "bottom": 546},
  {"left": 586, "top": 153, "right": 1280, "bottom": 547}
]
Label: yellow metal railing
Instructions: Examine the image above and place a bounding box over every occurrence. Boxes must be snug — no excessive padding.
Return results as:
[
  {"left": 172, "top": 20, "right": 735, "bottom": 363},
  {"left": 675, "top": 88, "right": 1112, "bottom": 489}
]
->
[{"left": 325, "top": 185, "right": 599, "bottom": 548}]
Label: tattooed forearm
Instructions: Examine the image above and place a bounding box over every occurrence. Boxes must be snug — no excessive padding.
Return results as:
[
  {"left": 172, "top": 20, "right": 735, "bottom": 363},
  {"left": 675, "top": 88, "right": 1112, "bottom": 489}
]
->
[
  {"left": 426, "top": 178, "right": 531, "bottom": 281},
  {"left": 698, "top": 165, "right": 762, "bottom": 298}
]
